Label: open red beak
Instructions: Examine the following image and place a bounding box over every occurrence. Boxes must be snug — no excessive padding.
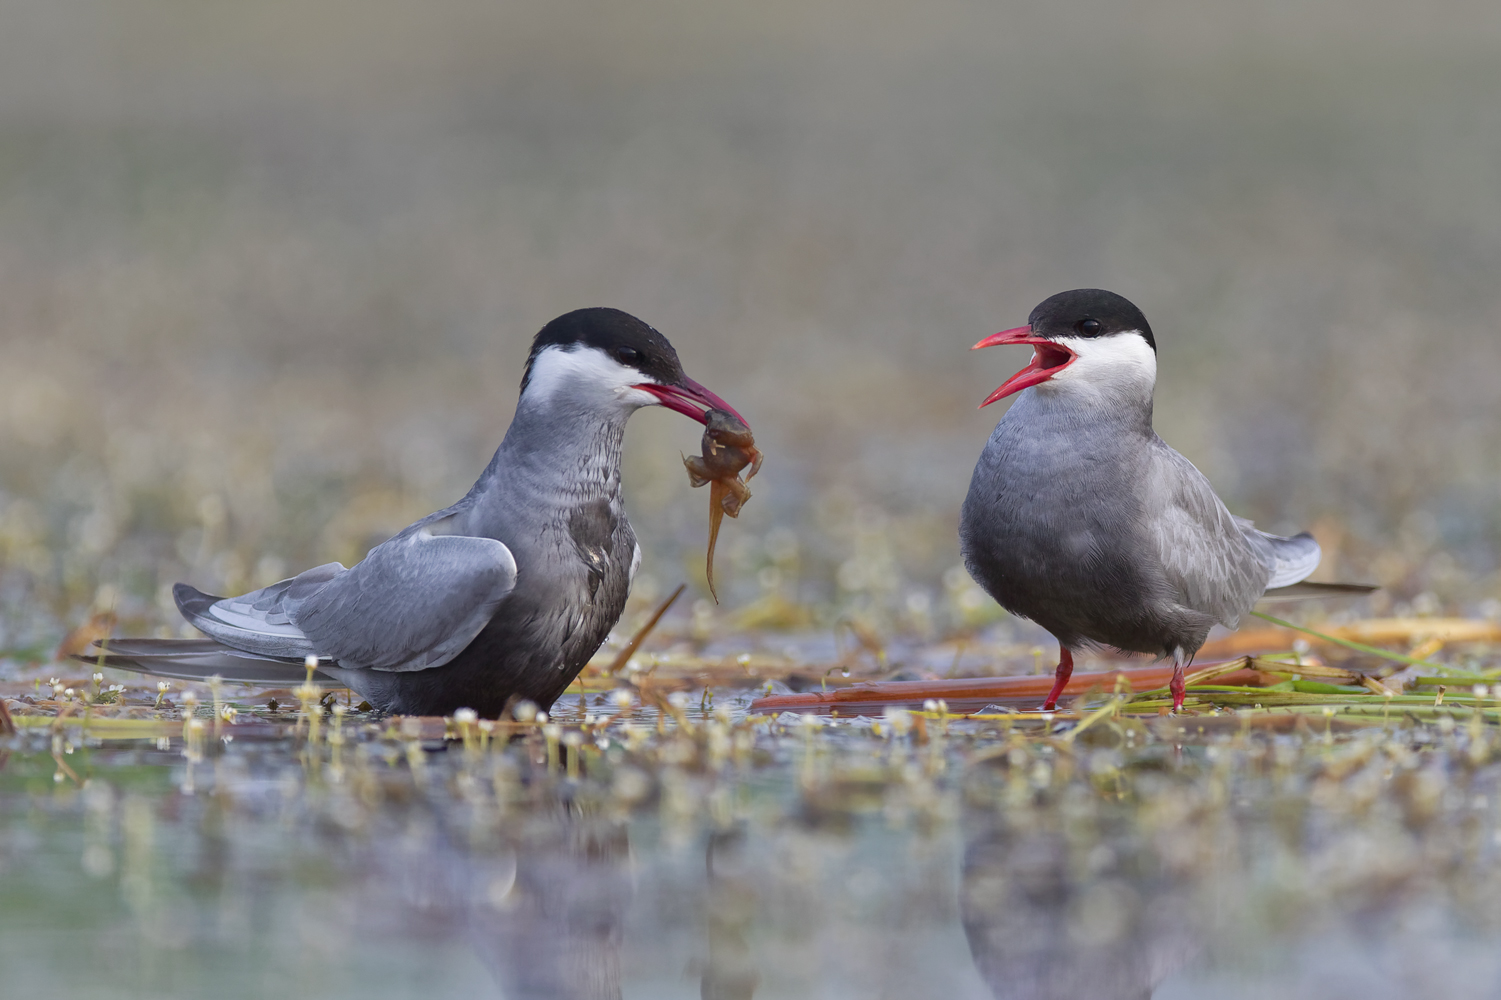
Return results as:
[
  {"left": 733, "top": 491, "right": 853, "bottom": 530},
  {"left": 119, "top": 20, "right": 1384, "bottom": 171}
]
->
[
  {"left": 971, "top": 325, "right": 1077, "bottom": 408},
  {"left": 636, "top": 377, "right": 747, "bottom": 426}
]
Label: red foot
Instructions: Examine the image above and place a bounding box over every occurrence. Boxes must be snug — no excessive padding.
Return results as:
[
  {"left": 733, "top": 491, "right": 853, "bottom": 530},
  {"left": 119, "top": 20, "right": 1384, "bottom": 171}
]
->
[
  {"left": 1041, "top": 647, "right": 1074, "bottom": 711},
  {"left": 1170, "top": 661, "right": 1186, "bottom": 713}
]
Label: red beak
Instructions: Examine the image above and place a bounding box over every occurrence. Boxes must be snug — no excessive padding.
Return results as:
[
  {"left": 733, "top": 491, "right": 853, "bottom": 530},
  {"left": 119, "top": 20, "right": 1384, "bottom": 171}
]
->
[
  {"left": 971, "top": 325, "right": 1077, "bottom": 408},
  {"left": 636, "top": 377, "right": 747, "bottom": 426}
]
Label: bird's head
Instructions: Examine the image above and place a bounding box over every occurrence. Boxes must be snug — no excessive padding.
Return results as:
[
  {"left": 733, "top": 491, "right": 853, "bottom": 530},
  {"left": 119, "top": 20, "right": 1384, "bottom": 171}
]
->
[
  {"left": 972, "top": 288, "right": 1157, "bottom": 407},
  {"left": 520, "top": 308, "right": 745, "bottom": 425}
]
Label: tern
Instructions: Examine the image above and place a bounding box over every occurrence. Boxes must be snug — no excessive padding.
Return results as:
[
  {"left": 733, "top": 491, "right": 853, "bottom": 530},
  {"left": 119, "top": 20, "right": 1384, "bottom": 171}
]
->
[
  {"left": 87, "top": 308, "right": 746, "bottom": 718},
  {"left": 960, "top": 289, "right": 1370, "bottom": 713}
]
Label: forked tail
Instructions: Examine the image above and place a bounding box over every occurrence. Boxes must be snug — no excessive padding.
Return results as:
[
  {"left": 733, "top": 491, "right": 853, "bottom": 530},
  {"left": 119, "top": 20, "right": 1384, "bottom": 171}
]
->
[
  {"left": 1259, "top": 581, "right": 1378, "bottom": 602},
  {"left": 1250, "top": 528, "right": 1377, "bottom": 600},
  {"left": 75, "top": 638, "right": 344, "bottom": 688}
]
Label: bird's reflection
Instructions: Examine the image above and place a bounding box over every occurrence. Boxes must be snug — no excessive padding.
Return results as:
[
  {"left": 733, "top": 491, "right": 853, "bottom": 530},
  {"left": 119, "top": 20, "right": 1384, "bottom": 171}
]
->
[
  {"left": 361, "top": 797, "right": 634, "bottom": 1000},
  {"left": 701, "top": 827, "right": 761, "bottom": 1000},
  {"left": 961, "top": 798, "right": 1200, "bottom": 999},
  {"left": 464, "top": 813, "right": 633, "bottom": 1000},
  {"left": 366, "top": 757, "right": 1208, "bottom": 1000}
]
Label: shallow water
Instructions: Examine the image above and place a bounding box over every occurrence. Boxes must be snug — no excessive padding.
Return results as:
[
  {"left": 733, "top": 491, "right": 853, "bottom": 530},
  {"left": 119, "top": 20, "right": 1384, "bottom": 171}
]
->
[
  {"left": 8, "top": 688, "right": 1501, "bottom": 1000},
  {"left": 0, "top": 4, "right": 1498, "bottom": 996}
]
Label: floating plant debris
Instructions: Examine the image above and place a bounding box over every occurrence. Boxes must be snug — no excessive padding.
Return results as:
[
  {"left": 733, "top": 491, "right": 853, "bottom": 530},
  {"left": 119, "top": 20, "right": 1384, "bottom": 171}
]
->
[
  {"left": 6, "top": 639, "right": 1501, "bottom": 998},
  {"left": 683, "top": 408, "right": 763, "bottom": 601},
  {"left": 3, "top": 609, "right": 1501, "bottom": 998}
]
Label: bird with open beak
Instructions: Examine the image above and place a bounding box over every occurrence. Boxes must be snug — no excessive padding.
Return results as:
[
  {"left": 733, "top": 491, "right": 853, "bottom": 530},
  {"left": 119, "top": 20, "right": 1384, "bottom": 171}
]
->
[
  {"left": 87, "top": 308, "right": 749, "bottom": 718},
  {"left": 960, "top": 289, "right": 1370, "bottom": 713}
]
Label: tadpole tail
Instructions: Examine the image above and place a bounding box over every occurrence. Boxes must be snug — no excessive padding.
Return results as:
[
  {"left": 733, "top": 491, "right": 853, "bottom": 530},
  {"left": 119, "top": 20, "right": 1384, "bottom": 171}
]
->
[{"left": 705, "top": 480, "right": 727, "bottom": 603}]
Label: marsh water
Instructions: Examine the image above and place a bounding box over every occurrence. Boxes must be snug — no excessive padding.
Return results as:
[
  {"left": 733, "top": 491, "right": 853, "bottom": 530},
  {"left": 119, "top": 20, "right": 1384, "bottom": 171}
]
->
[
  {"left": 8, "top": 683, "right": 1501, "bottom": 1000},
  {"left": 4, "top": 1, "right": 1501, "bottom": 997}
]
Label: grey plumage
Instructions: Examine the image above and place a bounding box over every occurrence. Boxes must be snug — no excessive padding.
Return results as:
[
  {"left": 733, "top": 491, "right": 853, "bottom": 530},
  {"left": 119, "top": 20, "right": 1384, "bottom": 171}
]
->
[
  {"left": 85, "top": 308, "right": 744, "bottom": 718},
  {"left": 84, "top": 638, "right": 344, "bottom": 687},
  {"left": 960, "top": 289, "right": 1372, "bottom": 711},
  {"left": 176, "top": 520, "right": 518, "bottom": 671},
  {"left": 962, "top": 386, "right": 1320, "bottom": 657}
]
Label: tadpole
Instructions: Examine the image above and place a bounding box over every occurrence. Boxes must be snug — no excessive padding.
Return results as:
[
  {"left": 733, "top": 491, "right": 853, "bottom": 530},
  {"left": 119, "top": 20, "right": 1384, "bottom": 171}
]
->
[{"left": 683, "top": 409, "right": 763, "bottom": 602}]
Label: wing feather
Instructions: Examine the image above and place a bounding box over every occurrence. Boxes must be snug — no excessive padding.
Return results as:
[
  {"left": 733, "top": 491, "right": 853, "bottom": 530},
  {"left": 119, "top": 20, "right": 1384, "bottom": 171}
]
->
[
  {"left": 78, "top": 638, "right": 343, "bottom": 687},
  {"left": 175, "top": 525, "right": 517, "bottom": 673},
  {"left": 1256, "top": 530, "right": 1322, "bottom": 588},
  {"left": 289, "top": 528, "right": 517, "bottom": 672},
  {"left": 174, "top": 566, "right": 339, "bottom": 659},
  {"left": 1147, "top": 446, "right": 1271, "bottom": 629}
]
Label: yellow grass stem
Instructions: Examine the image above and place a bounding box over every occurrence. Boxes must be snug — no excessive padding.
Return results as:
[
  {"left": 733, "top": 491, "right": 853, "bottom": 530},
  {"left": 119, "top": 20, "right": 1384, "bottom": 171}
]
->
[
  {"left": 10, "top": 715, "right": 178, "bottom": 737},
  {"left": 1252, "top": 611, "right": 1452, "bottom": 672}
]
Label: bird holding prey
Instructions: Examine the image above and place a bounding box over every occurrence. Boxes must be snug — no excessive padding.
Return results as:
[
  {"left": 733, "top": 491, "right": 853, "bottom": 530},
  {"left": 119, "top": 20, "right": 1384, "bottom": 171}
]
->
[{"left": 88, "top": 308, "right": 749, "bottom": 718}]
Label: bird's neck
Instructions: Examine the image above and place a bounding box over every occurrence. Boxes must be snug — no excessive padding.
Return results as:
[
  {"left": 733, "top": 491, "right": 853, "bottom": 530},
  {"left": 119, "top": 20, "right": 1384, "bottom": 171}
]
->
[
  {"left": 1032, "top": 333, "right": 1158, "bottom": 428},
  {"left": 478, "top": 395, "right": 632, "bottom": 509},
  {"left": 1017, "top": 378, "right": 1156, "bottom": 436}
]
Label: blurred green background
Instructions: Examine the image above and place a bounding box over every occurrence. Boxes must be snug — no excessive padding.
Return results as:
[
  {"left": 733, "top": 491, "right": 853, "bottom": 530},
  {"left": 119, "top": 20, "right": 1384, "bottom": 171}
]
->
[{"left": 2, "top": 0, "right": 1500, "bottom": 648}]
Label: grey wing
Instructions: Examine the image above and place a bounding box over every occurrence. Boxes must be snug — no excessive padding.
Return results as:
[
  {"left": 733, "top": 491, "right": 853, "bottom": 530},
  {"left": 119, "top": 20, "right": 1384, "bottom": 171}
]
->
[
  {"left": 1146, "top": 445, "right": 1273, "bottom": 629},
  {"left": 289, "top": 527, "right": 517, "bottom": 672},
  {"left": 176, "top": 526, "right": 516, "bottom": 673},
  {"left": 175, "top": 562, "right": 344, "bottom": 659},
  {"left": 1241, "top": 527, "right": 1321, "bottom": 588}
]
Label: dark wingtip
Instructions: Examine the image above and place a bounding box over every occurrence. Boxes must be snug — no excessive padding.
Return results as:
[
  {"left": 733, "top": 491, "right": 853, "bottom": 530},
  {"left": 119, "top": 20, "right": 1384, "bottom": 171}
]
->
[
  {"left": 70, "top": 638, "right": 343, "bottom": 687},
  {"left": 1263, "top": 582, "right": 1379, "bottom": 598},
  {"left": 173, "top": 582, "right": 223, "bottom": 620}
]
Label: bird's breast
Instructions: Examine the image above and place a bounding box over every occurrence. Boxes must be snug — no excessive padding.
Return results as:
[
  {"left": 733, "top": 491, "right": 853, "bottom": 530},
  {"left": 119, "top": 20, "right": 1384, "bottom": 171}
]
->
[{"left": 962, "top": 408, "right": 1155, "bottom": 604}]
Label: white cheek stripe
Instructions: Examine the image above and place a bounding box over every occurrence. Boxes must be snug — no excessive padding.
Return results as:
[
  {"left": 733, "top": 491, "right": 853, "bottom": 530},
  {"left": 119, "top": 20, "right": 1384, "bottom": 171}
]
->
[
  {"left": 1045, "top": 332, "right": 1156, "bottom": 391},
  {"left": 524, "top": 345, "right": 656, "bottom": 408}
]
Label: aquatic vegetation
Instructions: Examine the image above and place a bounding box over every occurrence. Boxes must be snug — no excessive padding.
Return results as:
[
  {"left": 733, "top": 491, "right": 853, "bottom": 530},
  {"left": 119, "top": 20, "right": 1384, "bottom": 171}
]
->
[
  {"left": 0, "top": 8, "right": 1497, "bottom": 995},
  {"left": 3, "top": 605, "right": 1501, "bottom": 996}
]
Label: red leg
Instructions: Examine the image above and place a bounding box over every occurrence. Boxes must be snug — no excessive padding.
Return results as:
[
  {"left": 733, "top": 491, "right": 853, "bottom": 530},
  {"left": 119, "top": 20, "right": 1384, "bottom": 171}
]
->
[
  {"left": 1169, "top": 657, "right": 1186, "bottom": 713},
  {"left": 1041, "top": 647, "right": 1074, "bottom": 712}
]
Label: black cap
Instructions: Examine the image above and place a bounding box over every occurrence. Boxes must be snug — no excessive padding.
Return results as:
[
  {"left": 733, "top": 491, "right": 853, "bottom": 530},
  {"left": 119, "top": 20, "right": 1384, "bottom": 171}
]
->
[
  {"left": 521, "top": 308, "right": 687, "bottom": 390},
  {"left": 1027, "top": 289, "right": 1155, "bottom": 352}
]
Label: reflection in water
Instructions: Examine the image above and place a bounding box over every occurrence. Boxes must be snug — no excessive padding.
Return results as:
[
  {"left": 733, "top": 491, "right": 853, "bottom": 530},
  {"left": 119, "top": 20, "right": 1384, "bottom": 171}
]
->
[
  {"left": 702, "top": 828, "right": 761, "bottom": 1000},
  {"left": 376, "top": 805, "right": 764, "bottom": 1000},
  {"left": 465, "top": 813, "right": 632, "bottom": 1000},
  {"left": 15, "top": 709, "right": 1501, "bottom": 998},
  {"left": 960, "top": 818, "right": 1197, "bottom": 1000},
  {"left": 458, "top": 819, "right": 764, "bottom": 1000},
  {"left": 959, "top": 755, "right": 1201, "bottom": 1000}
]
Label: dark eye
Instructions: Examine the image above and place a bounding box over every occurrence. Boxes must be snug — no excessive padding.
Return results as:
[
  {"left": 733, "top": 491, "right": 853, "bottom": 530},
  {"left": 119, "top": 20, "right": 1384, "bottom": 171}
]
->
[
  {"left": 1077, "top": 318, "right": 1101, "bottom": 336},
  {"left": 616, "top": 346, "right": 642, "bottom": 366}
]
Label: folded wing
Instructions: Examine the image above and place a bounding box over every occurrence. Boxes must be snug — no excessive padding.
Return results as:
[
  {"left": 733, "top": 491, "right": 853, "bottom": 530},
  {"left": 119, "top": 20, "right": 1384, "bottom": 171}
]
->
[
  {"left": 1147, "top": 447, "right": 1276, "bottom": 629},
  {"left": 176, "top": 525, "right": 517, "bottom": 673}
]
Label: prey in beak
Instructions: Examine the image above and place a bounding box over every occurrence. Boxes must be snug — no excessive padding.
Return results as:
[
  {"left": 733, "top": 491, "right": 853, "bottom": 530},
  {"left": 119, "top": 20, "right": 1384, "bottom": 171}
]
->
[
  {"left": 636, "top": 372, "right": 761, "bottom": 604},
  {"left": 637, "top": 377, "right": 749, "bottom": 427},
  {"left": 972, "top": 326, "right": 1077, "bottom": 407}
]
